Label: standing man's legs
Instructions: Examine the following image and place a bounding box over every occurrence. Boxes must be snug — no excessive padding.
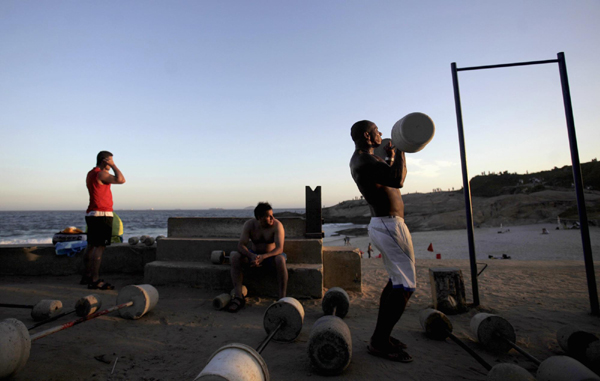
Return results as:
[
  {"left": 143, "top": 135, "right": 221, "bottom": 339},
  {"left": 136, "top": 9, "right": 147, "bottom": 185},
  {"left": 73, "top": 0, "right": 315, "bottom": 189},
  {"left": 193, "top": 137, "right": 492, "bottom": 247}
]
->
[
  {"left": 84, "top": 245, "right": 106, "bottom": 282},
  {"left": 370, "top": 280, "right": 413, "bottom": 349},
  {"left": 83, "top": 216, "right": 114, "bottom": 289}
]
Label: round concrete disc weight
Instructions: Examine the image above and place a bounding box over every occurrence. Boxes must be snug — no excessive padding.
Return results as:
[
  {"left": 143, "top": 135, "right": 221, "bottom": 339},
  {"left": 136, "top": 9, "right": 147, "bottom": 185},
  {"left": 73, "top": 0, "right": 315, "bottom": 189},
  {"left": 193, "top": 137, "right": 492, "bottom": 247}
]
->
[
  {"left": 536, "top": 355, "right": 600, "bottom": 381},
  {"left": 586, "top": 341, "right": 600, "bottom": 368},
  {"left": 0, "top": 318, "right": 31, "bottom": 379},
  {"left": 488, "top": 363, "right": 536, "bottom": 381},
  {"left": 143, "top": 236, "right": 155, "bottom": 246},
  {"left": 194, "top": 343, "right": 269, "bottom": 381},
  {"left": 230, "top": 285, "right": 248, "bottom": 297},
  {"left": 419, "top": 308, "right": 453, "bottom": 340},
  {"left": 556, "top": 325, "right": 599, "bottom": 359},
  {"left": 470, "top": 313, "right": 515, "bottom": 353},
  {"left": 391, "top": 112, "right": 435, "bottom": 153},
  {"left": 373, "top": 138, "right": 392, "bottom": 160},
  {"left": 117, "top": 284, "right": 159, "bottom": 320},
  {"left": 307, "top": 315, "right": 352, "bottom": 376},
  {"left": 210, "top": 251, "right": 226, "bottom": 264},
  {"left": 322, "top": 287, "right": 350, "bottom": 318},
  {"left": 128, "top": 237, "right": 139, "bottom": 245},
  {"left": 31, "top": 299, "right": 63, "bottom": 321},
  {"left": 212, "top": 294, "right": 231, "bottom": 310},
  {"left": 263, "top": 297, "right": 304, "bottom": 342},
  {"left": 75, "top": 294, "right": 102, "bottom": 317}
]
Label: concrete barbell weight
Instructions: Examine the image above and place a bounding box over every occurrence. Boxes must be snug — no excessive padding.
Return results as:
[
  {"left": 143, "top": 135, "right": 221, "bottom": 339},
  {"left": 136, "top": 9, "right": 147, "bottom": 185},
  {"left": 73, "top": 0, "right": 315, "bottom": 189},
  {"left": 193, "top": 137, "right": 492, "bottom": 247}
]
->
[
  {"left": 28, "top": 294, "right": 102, "bottom": 330},
  {"left": 307, "top": 315, "right": 352, "bottom": 375},
  {"left": 143, "top": 236, "right": 155, "bottom": 246},
  {"left": 128, "top": 237, "right": 139, "bottom": 245},
  {"left": 210, "top": 250, "right": 230, "bottom": 264},
  {"left": 212, "top": 286, "right": 248, "bottom": 310},
  {"left": 0, "top": 285, "right": 158, "bottom": 378},
  {"left": 322, "top": 287, "right": 350, "bottom": 319},
  {"left": 556, "top": 325, "right": 600, "bottom": 367},
  {"left": 196, "top": 297, "right": 305, "bottom": 380},
  {"left": 0, "top": 300, "right": 63, "bottom": 321},
  {"left": 419, "top": 309, "right": 535, "bottom": 379}
]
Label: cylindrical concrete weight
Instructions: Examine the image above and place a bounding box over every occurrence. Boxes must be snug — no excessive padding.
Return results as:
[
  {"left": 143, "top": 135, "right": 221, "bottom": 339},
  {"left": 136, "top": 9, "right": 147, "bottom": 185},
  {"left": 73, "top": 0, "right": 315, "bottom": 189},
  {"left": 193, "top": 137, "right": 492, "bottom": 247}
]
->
[
  {"left": 210, "top": 250, "right": 226, "bottom": 264},
  {"left": 194, "top": 343, "right": 269, "bottom": 381},
  {"left": 470, "top": 313, "right": 516, "bottom": 353},
  {"left": 391, "top": 112, "right": 435, "bottom": 153},
  {"left": 75, "top": 294, "right": 102, "bottom": 317},
  {"left": 322, "top": 287, "right": 350, "bottom": 318},
  {"left": 155, "top": 235, "right": 165, "bottom": 241},
  {"left": 557, "top": 325, "right": 599, "bottom": 359},
  {"left": 373, "top": 138, "right": 392, "bottom": 160},
  {"left": 212, "top": 294, "right": 231, "bottom": 310},
  {"left": 31, "top": 300, "right": 63, "bottom": 321},
  {"left": 0, "top": 318, "right": 31, "bottom": 379},
  {"left": 419, "top": 308, "right": 453, "bottom": 340},
  {"left": 140, "top": 235, "right": 149, "bottom": 242},
  {"left": 263, "top": 297, "right": 304, "bottom": 342},
  {"left": 117, "top": 284, "right": 159, "bottom": 320},
  {"left": 230, "top": 285, "right": 248, "bottom": 298},
  {"left": 536, "top": 355, "right": 600, "bottom": 381},
  {"left": 307, "top": 315, "right": 352, "bottom": 376},
  {"left": 488, "top": 363, "right": 536, "bottom": 381},
  {"left": 143, "top": 236, "right": 155, "bottom": 246},
  {"left": 128, "top": 237, "right": 139, "bottom": 245}
]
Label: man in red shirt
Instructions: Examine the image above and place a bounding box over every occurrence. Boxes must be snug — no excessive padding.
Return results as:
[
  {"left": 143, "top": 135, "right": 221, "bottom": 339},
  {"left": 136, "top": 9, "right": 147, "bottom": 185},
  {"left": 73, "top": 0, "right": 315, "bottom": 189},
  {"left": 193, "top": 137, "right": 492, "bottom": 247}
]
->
[{"left": 82, "top": 151, "right": 126, "bottom": 290}]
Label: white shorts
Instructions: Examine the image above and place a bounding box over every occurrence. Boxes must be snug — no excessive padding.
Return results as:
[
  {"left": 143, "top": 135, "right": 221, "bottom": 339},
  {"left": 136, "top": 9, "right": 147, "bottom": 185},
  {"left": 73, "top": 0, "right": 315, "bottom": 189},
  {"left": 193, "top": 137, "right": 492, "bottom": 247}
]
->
[{"left": 368, "top": 216, "right": 416, "bottom": 291}]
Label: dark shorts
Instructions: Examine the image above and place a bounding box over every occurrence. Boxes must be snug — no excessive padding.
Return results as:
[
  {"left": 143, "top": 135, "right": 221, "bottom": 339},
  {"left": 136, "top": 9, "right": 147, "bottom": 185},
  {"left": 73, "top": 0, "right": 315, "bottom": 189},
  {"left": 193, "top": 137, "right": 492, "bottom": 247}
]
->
[{"left": 85, "top": 216, "right": 113, "bottom": 247}]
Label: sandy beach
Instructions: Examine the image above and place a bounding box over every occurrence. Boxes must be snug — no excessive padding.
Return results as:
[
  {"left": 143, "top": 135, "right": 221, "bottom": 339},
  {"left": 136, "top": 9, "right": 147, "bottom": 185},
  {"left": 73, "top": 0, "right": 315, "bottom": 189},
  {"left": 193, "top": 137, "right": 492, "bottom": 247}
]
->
[{"left": 1, "top": 224, "right": 599, "bottom": 380}]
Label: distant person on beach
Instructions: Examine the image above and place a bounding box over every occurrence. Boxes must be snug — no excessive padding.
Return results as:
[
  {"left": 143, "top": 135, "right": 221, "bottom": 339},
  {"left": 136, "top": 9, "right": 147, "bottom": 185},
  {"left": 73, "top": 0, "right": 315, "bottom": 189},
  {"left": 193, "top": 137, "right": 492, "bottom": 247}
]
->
[
  {"left": 350, "top": 120, "right": 415, "bottom": 363},
  {"left": 368, "top": 243, "right": 373, "bottom": 258},
  {"left": 82, "top": 151, "right": 126, "bottom": 290},
  {"left": 228, "top": 202, "right": 288, "bottom": 312}
]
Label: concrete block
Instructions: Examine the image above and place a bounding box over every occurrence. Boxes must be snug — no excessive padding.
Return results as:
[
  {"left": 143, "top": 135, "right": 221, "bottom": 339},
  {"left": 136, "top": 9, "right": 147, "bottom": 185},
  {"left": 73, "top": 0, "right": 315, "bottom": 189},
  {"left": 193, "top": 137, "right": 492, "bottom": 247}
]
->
[
  {"left": 322, "top": 247, "right": 362, "bottom": 292},
  {"left": 144, "top": 262, "right": 323, "bottom": 299},
  {"left": 0, "top": 244, "right": 155, "bottom": 276},
  {"left": 429, "top": 267, "right": 467, "bottom": 314},
  {"left": 157, "top": 238, "right": 322, "bottom": 264},
  {"left": 168, "top": 217, "right": 306, "bottom": 239}
]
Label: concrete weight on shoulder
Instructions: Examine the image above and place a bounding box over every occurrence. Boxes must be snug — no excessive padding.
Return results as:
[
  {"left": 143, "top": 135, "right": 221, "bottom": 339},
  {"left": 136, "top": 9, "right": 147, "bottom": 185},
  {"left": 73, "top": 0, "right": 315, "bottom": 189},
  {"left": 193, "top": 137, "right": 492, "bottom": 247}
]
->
[
  {"left": 391, "top": 112, "right": 435, "bottom": 153},
  {"left": 322, "top": 287, "right": 350, "bottom": 318}
]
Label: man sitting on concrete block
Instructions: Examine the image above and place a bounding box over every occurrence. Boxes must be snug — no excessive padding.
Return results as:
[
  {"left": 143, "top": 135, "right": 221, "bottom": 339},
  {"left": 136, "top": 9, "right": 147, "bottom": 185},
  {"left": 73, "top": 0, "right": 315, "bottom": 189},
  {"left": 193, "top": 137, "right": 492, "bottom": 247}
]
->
[{"left": 228, "top": 202, "right": 288, "bottom": 312}]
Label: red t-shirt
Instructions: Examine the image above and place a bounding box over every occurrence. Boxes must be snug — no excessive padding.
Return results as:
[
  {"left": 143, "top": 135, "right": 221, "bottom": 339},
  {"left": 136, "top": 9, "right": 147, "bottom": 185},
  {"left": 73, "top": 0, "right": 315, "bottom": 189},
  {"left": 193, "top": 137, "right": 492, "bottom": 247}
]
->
[{"left": 86, "top": 167, "right": 113, "bottom": 213}]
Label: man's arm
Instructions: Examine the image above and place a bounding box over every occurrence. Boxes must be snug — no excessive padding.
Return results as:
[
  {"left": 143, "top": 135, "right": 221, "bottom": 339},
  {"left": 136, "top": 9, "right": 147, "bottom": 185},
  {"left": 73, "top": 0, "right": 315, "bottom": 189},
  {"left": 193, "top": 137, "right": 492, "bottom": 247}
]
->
[
  {"left": 357, "top": 149, "right": 406, "bottom": 189},
  {"left": 259, "top": 220, "right": 285, "bottom": 260},
  {"left": 98, "top": 158, "right": 126, "bottom": 185},
  {"left": 237, "top": 220, "right": 257, "bottom": 260}
]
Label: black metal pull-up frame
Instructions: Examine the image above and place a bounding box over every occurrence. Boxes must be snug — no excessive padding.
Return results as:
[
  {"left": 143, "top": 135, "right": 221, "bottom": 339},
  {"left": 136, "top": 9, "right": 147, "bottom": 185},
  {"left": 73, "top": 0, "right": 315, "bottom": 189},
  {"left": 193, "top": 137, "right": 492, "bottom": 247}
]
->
[{"left": 451, "top": 52, "right": 599, "bottom": 315}]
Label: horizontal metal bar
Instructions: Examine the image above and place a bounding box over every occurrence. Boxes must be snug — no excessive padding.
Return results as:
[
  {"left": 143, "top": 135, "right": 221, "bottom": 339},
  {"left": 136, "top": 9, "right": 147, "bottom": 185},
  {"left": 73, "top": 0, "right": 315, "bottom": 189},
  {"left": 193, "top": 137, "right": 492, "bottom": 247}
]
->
[{"left": 456, "top": 59, "right": 558, "bottom": 72}]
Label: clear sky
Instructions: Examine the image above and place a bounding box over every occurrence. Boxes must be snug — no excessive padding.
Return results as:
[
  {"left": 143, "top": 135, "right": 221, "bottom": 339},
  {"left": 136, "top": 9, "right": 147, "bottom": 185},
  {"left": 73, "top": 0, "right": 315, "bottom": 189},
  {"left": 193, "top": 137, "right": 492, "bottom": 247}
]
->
[{"left": 1, "top": 1, "right": 599, "bottom": 211}]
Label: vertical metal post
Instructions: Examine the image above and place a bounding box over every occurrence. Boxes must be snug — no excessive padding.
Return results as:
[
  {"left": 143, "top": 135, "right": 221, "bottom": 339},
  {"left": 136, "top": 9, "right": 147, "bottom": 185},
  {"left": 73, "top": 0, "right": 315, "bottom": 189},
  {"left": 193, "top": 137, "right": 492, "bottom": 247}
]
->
[
  {"left": 557, "top": 52, "right": 599, "bottom": 315},
  {"left": 305, "top": 186, "right": 324, "bottom": 239},
  {"left": 451, "top": 62, "right": 480, "bottom": 307}
]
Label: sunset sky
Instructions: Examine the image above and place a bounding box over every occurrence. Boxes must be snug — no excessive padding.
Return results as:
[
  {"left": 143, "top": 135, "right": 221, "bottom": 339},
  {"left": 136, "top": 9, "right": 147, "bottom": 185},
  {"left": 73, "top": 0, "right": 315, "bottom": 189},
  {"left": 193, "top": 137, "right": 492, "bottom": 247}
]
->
[{"left": 1, "top": 1, "right": 598, "bottom": 210}]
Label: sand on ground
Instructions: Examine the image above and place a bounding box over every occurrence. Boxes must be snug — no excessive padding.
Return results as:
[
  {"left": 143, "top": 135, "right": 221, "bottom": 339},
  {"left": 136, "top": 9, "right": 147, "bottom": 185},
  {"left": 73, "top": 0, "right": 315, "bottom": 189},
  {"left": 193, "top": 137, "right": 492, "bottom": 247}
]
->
[{"left": 1, "top": 224, "right": 599, "bottom": 380}]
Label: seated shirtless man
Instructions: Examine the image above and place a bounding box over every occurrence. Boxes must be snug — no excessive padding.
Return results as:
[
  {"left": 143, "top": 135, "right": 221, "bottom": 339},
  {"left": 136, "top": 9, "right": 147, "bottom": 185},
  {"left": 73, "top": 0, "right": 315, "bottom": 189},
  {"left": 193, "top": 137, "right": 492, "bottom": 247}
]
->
[{"left": 228, "top": 202, "right": 288, "bottom": 312}]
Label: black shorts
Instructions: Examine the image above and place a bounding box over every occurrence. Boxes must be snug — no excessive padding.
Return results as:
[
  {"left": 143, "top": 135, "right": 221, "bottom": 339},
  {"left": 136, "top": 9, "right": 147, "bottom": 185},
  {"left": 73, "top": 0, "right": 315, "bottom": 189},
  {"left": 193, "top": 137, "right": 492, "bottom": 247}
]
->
[{"left": 86, "top": 216, "right": 113, "bottom": 247}]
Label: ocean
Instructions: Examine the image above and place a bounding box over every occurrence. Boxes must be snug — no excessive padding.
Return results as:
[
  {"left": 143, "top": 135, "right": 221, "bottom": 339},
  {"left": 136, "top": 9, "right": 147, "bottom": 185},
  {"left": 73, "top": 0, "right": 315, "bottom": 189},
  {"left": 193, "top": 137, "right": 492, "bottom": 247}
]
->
[{"left": 0, "top": 209, "right": 359, "bottom": 245}]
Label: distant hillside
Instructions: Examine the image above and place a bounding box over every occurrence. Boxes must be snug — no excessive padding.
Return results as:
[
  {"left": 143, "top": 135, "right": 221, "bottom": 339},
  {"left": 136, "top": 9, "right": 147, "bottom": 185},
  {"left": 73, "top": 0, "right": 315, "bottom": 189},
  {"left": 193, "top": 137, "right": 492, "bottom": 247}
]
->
[
  {"left": 469, "top": 159, "right": 600, "bottom": 197},
  {"left": 323, "top": 160, "right": 600, "bottom": 231}
]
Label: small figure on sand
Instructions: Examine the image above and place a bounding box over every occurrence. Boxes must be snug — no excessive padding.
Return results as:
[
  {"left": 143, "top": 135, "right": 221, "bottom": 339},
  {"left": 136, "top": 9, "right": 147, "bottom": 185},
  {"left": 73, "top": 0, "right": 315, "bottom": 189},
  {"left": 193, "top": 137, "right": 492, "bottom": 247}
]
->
[
  {"left": 542, "top": 228, "right": 549, "bottom": 235},
  {"left": 228, "top": 202, "right": 288, "bottom": 312},
  {"left": 367, "top": 243, "right": 373, "bottom": 258},
  {"left": 82, "top": 151, "right": 126, "bottom": 290},
  {"left": 350, "top": 120, "right": 415, "bottom": 363}
]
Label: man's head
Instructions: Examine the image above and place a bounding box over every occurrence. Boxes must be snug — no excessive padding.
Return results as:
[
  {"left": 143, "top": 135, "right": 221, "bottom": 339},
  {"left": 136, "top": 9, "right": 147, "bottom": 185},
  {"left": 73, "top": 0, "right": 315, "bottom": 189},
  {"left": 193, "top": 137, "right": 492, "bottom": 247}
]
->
[
  {"left": 254, "top": 202, "right": 274, "bottom": 227},
  {"left": 351, "top": 120, "right": 382, "bottom": 147},
  {"left": 96, "top": 151, "right": 113, "bottom": 168}
]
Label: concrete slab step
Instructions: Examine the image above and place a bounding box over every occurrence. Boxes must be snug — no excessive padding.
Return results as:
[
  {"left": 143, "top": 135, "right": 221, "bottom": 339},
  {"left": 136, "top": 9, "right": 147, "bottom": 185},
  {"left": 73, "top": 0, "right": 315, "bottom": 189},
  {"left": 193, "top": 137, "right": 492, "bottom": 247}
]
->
[
  {"left": 144, "top": 261, "right": 323, "bottom": 299},
  {"left": 156, "top": 238, "right": 323, "bottom": 264}
]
